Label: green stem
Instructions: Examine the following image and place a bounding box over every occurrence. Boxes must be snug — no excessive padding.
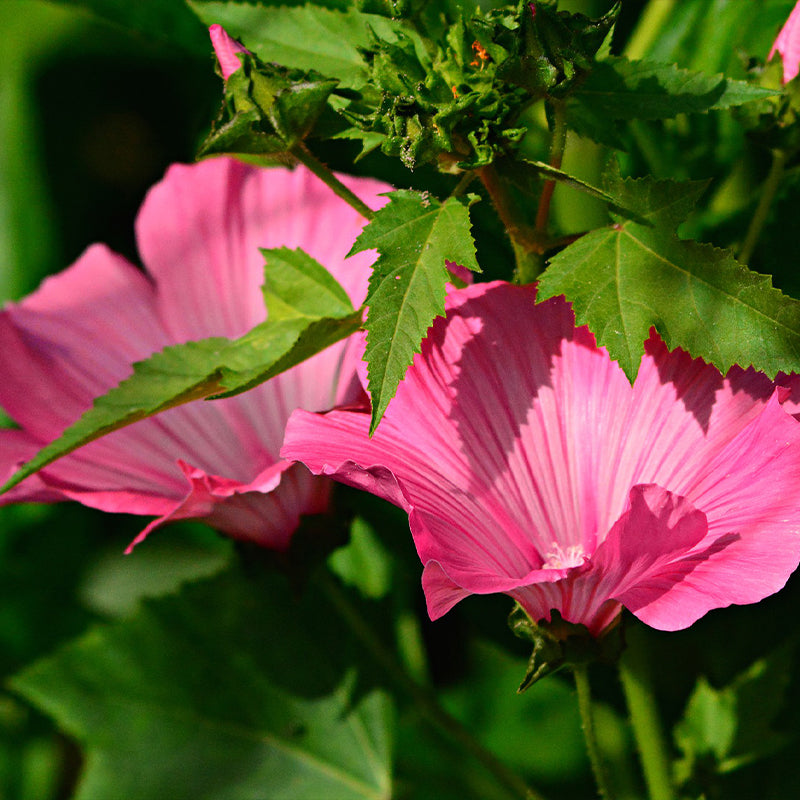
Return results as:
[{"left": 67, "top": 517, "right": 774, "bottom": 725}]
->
[
  {"left": 478, "top": 164, "right": 543, "bottom": 284},
  {"left": 321, "top": 572, "right": 544, "bottom": 800},
  {"left": 535, "top": 101, "right": 568, "bottom": 236},
  {"left": 574, "top": 664, "right": 616, "bottom": 800},
  {"left": 618, "top": 628, "right": 675, "bottom": 800},
  {"left": 291, "top": 143, "right": 375, "bottom": 220},
  {"left": 738, "top": 149, "right": 787, "bottom": 266},
  {"left": 451, "top": 170, "right": 477, "bottom": 198},
  {"left": 624, "top": 0, "right": 679, "bottom": 60}
]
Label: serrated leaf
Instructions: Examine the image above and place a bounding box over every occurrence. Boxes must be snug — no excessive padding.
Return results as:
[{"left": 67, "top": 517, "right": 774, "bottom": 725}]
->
[
  {"left": 10, "top": 566, "right": 393, "bottom": 800},
  {"left": 189, "top": 1, "right": 405, "bottom": 89},
  {"left": 1, "top": 249, "right": 361, "bottom": 493},
  {"left": 349, "top": 190, "right": 480, "bottom": 433},
  {"left": 538, "top": 172, "right": 800, "bottom": 379},
  {"left": 567, "top": 56, "right": 778, "bottom": 146}
]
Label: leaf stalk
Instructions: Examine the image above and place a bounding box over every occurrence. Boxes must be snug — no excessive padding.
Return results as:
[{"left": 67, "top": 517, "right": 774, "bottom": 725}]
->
[
  {"left": 478, "top": 164, "right": 544, "bottom": 283},
  {"left": 291, "top": 143, "right": 375, "bottom": 220},
  {"left": 535, "top": 101, "right": 568, "bottom": 236}
]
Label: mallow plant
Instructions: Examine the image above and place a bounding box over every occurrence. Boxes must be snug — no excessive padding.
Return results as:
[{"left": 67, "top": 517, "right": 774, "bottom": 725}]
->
[{"left": 4, "top": 2, "right": 800, "bottom": 799}]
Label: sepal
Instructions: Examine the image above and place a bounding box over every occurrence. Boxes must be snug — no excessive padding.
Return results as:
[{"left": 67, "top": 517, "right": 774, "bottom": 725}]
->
[
  {"left": 509, "top": 604, "right": 624, "bottom": 692},
  {"left": 200, "top": 50, "right": 338, "bottom": 161},
  {"left": 496, "top": 0, "right": 620, "bottom": 98}
]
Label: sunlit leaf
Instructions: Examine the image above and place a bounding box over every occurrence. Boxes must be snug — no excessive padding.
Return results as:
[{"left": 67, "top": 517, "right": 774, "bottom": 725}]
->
[
  {"left": 539, "top": 170, "right": 800, "bottom": 379},
  {"left": 350, "top": 190, "right": 480, "bottom": 433}
]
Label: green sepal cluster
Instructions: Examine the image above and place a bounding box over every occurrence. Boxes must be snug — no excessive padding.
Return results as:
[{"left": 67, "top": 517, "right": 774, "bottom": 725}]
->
[
  {"left": 346, "top": 8, "right": 535, "bottom": 171},
  {"left": 199, "top": 48, "right": 338, "bottom": 162},
  {"left": 494, "top": 0, "right": 620, "bottom": 98},
  {"left": 508, "top": 605, "right": 624, "bottom": 692}
]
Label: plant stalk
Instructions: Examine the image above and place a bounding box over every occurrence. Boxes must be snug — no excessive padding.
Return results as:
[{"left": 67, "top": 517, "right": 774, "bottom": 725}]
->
[
  {"left": 618, "top": 628, "right": 675, "bottom": 800},
  {"left": 535, "top": 101, "right": 568, "bottom": 235},
  {"left": 291, "top": 142, "right": 375, "bottom": 220},
  {"left": 574, "top": 663, "right": 616, "bottom": 800},
  {"left": 738, "top": 149, "right": 787, "bottom": 266},
  {"left": 321, "top": 572, "right": 544, "bottom": 800},
  {"left": 478, "top": 164, "right": 543, "bottom": 283}
]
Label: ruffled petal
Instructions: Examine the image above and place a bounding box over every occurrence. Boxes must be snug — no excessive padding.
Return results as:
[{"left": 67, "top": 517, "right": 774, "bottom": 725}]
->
[
  {"left": 284, "top": 281, "right": 627, "bottom": 585},
  {"left": 627, "top": 392, "right": 800, "bottom": 629},
  {"left": 508, "top": 486, "right": 710, "bottom": 634},
  {"left": 421, "top": 561, "right": 474, "bottom": 620},
  {"left": 125, "top": 459, "right": 331, "bottom": 552}
]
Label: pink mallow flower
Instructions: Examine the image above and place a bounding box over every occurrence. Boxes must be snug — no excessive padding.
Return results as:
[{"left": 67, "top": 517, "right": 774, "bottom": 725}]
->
[
  {"left": 282, "top": 282, "right": 800, "bottom": 635},
  {"left": 209, "top": 24, "right": 251, "bottom": 81},
  {"left": 770, "top": 0, "right": 800, "bottom": 83},
  {"left": 0, "top": 157, "right": 389, "bottom": 552}
]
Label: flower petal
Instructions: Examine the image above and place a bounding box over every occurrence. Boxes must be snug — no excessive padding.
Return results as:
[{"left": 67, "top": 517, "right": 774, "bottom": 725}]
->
[
  {"left": 627, "top": 392, "right": 800, "bottom": 629},
  {"left": 284, "top": 282, "right": 624, "bottom": 587},
  {"left": 0, "top": 244, "right": 164, "bottom": 439},
  {"left": 209, "top": 25, "right": 250, "bottom": 80},
  {"left": 125, "top": 459, "right": 331, "bottom": 552},
  {"left": 135, "top": 159, "right": 387, "bottom": 342},
  {"left": 770, "top": 0, "right": 800, "bottom": 83}
]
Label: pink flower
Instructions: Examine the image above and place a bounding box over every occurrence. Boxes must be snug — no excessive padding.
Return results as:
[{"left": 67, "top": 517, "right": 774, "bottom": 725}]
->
[
  {"left": 770, "top": 1, "right": 800, "bottom": 83},
  {"left": 282, "top": 282, "right": 800, "bottom": 635},
  {"left": 0, "top": 157, "right": 389, "bottom": 552},
  {"left": 209, "top": 24, "right": 251, "bottom": 81}
]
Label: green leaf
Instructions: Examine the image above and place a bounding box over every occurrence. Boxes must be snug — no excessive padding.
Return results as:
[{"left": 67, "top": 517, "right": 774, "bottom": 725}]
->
[
  {"left": 567, "top": 56, "right": 778, "bottom": 146},
  {"left": 48, "top": 0, "right": 208, "bottom": 53},
  {"left": 350, "top": 190, "right": 480, "bottom": 433},
  {"left": 1, "top": 248, "right": 361, "bottom": 493},
  {"left": 538, "top": 170, "right": 800, "bottom": 380},
  {"left": 674, "top": 645, "right": 793, "bottom": 788},
  {"left": 329, "top": 517, "right": 392, "bottom": 601},
  {"left": 189, "top": 1, "right": 405, "bottom": 89},
  {"left": 10, "top": 566, "right": 394, "bottom": 800}
]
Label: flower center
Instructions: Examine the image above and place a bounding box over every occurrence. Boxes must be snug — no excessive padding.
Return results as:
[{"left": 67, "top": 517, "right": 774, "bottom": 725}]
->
[{"left": 543, "top": 543, "right": 586, "bottom": 569}]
